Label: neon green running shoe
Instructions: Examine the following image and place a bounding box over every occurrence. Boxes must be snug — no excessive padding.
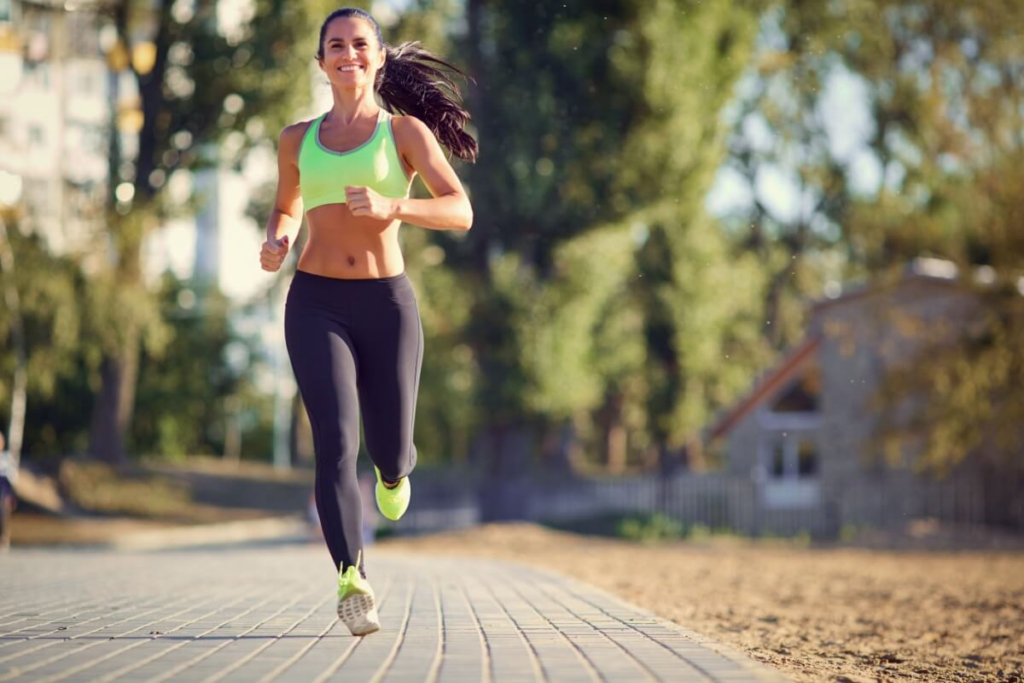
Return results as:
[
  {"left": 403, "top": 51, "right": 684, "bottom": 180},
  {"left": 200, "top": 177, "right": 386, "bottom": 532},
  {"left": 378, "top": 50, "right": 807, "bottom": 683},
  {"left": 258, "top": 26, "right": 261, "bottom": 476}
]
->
[
  {"left": 374, "top": 466, "right": 411, "bottom": 521},
  {"left": 337, "top": 551, "right": 379, "bottom": 636}
]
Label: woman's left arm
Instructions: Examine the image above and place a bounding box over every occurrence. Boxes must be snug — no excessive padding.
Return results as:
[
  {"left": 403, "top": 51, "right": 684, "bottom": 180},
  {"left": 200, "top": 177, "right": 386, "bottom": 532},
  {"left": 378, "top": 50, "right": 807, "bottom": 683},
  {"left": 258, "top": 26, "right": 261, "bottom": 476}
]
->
[{"left": 346, "top": 115, "right": 473, "bottom": 231}]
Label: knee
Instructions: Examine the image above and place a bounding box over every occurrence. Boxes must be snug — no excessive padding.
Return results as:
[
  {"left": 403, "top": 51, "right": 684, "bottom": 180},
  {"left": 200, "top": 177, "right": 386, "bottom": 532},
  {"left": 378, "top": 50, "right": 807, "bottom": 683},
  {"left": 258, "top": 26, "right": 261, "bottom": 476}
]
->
[
  {"left": 375, "top": 444, "right": 416, "bottom": 483},
  {"left": 315, "top": 424, "right": 359, "bottom": 468}
]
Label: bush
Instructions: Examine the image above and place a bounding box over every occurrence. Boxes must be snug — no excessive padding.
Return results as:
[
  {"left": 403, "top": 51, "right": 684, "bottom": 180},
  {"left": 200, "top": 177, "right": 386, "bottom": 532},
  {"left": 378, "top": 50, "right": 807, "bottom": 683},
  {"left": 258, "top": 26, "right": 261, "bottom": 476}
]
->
[{"left": 617, "top": 513, "right": 686, "bottom": 543}]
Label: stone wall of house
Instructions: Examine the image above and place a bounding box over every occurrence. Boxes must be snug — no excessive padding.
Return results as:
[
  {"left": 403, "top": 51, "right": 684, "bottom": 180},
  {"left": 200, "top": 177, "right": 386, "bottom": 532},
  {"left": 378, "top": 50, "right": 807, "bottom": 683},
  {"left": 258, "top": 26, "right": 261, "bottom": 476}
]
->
[
  {"left": 724, "top": 409, "right": 762, "bottom": 477},
  {"left": 811, "top": 276, "right": 980, "bottom": 505}
]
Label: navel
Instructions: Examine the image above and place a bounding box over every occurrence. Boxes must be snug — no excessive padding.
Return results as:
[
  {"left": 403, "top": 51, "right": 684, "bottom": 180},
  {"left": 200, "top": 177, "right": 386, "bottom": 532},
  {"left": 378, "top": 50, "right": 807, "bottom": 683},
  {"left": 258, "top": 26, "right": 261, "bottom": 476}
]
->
[{"left": 347, "top": 256, "right": 357, "bottom": 267}]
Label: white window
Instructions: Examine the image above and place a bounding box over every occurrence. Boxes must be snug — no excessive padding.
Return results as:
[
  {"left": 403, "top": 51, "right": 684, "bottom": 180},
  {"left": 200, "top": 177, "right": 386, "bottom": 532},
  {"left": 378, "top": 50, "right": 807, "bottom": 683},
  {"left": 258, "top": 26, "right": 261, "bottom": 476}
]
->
[
  {"left": 758, "top": 431, "right": 820, "bottom": 509},
  {"left": 761, "top": 431, "right": 819, "bottom": 480},
  {"left": 28, "top": 124, "right": 44, "bottom": 146}
]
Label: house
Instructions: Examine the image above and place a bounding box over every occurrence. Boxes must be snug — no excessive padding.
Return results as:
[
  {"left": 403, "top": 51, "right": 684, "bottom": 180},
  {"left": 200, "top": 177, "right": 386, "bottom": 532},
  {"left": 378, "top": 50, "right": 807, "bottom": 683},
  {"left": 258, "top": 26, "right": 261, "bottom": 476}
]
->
[{"left": 703, "top": 257, "right": 1023, "bottom": 537}]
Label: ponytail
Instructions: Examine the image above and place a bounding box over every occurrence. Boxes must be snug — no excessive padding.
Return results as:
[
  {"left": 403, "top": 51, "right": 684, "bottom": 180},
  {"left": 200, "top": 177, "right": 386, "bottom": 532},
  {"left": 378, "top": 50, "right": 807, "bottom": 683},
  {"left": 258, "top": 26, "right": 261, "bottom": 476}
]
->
[{"left": 378, "top": 42, "right": 478, "bottom": 163}]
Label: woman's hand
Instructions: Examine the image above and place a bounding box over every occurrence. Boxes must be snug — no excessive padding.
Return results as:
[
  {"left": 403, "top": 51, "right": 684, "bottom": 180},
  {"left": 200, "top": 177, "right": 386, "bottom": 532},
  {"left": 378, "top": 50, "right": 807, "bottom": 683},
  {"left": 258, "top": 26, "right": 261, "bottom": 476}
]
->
[
  {"left": 260, "top": 234, "right": 290, "bottom": 272},
  {"left": 346, "top": 186, "right": 398, "bottom": 221}
]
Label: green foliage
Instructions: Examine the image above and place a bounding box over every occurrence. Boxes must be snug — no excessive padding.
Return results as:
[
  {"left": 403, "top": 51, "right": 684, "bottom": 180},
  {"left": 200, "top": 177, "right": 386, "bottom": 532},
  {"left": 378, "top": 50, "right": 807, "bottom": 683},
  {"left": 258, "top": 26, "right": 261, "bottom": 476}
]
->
[
  {"left": 401, "top": 229, "right": 479, "bottom": 463},
  {"left": 871, "top": 290, "right": 1024, "bottom": 474},
  {"left": 0, "top": 221, "right": 93, "bottom": 457},
  {"left": 466, "top": 252, "right": 540, "bottom": 423},
  {"left": 439, "top": 0, "right": 769, "bottom": 468},
  {"left": 0, "top": 224, "right": 83, "bottom": 405},
  {"left": 821, "top": 0, "right": 1024, "bottom": 472},
  {"left": 614, "top": 0, "right": 757, "bottom": 205},
  {"left": 131, "top": 276, "right": 226, "bottom": 458},
  {"left": 617, "top": 512, "right": 685, "bottom": 543},
  {"left": 131, "top": 274, "right": 274, "bottom": 461},
  {"left": 455, "top": 0, "right": 648, "bottom": 264},
  {"left": 711, "top": 0, "right": 1024, "bottom": 473},
  {"left": 62, "top": 0, "right": 341, "bottom": 462},
  {"left": 544, "top": 512, "right": 738, "bottom": 543},
  {"left": 617, "top": 0, "right": 769, "bottom": 455},
  {"left": 524, "top": 224, "right": 639, "bottom": 418}
]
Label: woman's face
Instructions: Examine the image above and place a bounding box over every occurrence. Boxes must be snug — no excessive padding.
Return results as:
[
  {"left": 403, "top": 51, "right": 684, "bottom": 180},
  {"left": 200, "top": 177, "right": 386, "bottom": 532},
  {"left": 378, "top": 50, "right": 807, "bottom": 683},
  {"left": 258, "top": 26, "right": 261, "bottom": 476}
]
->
[{"left": 318, "top": 17, "right": 385, "bottom": 91}]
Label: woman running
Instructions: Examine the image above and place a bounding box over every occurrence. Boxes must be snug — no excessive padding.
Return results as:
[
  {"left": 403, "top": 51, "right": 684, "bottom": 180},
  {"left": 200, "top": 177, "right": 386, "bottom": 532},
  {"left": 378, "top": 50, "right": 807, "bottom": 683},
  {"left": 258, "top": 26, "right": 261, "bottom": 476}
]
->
[{"left": 259, "top": 7, "right": 476, "bottom": 636}]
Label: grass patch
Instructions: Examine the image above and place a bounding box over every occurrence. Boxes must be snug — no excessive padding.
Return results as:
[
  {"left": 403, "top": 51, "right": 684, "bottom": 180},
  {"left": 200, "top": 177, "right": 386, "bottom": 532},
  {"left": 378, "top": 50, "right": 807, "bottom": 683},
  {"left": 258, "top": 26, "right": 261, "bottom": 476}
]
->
[
  {"left": 59, "top": 459, "right": 195, "bottom": 519},
  {"left": 542, "top": 512, "right": 735, "bottom": 544}
]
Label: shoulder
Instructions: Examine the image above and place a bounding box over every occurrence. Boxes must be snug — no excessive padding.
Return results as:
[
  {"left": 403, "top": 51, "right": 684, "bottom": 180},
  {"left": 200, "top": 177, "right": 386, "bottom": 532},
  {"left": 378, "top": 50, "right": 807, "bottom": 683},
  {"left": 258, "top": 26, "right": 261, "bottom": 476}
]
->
[
  {"left": 278, "top": 119, "right": 317, "bottom": 154},
  {"left": 391, "top": 114, "right": 435, "bottom": 147}
]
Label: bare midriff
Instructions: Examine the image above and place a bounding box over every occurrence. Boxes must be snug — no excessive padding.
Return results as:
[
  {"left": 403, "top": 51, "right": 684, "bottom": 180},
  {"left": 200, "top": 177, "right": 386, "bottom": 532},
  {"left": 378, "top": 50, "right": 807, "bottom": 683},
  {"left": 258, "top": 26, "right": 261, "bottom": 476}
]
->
[{"left": 297, "top": 204, "right": 406, "bottom": 279}]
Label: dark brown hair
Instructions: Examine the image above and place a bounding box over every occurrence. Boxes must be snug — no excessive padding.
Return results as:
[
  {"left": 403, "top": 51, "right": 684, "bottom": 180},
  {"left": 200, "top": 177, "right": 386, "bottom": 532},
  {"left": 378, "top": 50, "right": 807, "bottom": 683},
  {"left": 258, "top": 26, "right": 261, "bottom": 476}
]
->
[{"left": 317, "top": 7, "right": 478, "bottom": 163}]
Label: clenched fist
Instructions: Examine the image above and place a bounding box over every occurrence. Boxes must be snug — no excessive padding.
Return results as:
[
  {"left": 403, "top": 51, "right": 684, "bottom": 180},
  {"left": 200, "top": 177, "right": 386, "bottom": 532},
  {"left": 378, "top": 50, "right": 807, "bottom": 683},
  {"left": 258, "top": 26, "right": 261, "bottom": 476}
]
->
[
  {"left": 346, "top": 185, "right": 398, "bottom": 221},
  {"left": 260, "top": 234, "right": 290, "bottom": 272}
]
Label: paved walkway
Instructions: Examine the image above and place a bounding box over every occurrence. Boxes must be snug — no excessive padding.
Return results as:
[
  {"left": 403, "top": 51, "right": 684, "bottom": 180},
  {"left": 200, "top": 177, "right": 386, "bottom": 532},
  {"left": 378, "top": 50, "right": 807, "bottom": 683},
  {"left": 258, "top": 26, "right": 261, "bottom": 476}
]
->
[{"left": 0, "top": 543, "right": 788, "bottom": 682}]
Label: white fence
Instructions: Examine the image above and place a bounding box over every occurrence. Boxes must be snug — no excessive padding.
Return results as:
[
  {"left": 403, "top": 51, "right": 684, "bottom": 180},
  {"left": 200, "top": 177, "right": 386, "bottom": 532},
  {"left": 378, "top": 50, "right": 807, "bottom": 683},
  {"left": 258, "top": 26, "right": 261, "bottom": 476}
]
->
[{"left": 396, "top": 469, "right": 1002, "bottom": 538}]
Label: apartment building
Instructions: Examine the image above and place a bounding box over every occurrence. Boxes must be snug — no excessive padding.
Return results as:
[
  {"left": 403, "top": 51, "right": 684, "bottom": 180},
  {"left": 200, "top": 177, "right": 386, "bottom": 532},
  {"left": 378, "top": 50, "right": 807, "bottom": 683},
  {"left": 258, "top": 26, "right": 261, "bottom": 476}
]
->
[{"left": 0, "top": 0, "right": 115, "bottom": 254}]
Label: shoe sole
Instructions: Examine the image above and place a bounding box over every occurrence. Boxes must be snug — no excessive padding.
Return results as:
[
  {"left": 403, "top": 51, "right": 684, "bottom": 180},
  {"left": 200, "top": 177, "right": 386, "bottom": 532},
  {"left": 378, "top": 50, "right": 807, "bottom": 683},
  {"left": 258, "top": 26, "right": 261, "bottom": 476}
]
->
[{"left": 337, "top": 593, "right": 380, "bottom": 636}]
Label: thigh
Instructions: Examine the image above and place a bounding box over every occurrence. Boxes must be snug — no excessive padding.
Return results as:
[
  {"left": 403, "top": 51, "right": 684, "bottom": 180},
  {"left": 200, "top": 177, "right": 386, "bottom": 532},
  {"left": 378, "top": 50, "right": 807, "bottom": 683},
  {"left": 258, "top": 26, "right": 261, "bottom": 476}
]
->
[
  {"left": 353, "top": 288, "right": 423, "bottom": 462},
  {"left": 284, "top": 306, "right": 361, "bottom": 446}
]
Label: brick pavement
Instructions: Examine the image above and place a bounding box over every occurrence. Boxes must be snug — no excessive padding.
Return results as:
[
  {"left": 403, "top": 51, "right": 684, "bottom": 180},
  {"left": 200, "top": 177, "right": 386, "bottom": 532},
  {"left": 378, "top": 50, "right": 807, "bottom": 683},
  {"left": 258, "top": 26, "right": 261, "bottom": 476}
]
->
[{"left": 0, "top": 543, "right": 788, "bottom": 682}]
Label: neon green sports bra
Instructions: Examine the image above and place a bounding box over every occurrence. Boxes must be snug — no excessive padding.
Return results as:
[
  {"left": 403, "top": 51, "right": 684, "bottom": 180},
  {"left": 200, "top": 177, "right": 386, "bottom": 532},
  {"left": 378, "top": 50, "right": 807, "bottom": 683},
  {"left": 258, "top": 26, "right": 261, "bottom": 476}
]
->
[{"left": 298, "top": 109, "right": 412, "bottom": 212}]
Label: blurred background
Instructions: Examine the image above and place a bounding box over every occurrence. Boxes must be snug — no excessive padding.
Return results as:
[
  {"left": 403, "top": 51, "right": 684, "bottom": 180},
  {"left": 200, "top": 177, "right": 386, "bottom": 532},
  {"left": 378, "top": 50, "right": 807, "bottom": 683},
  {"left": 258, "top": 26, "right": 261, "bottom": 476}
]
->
[{"left": 0, "top": 0, "right": 1022, "bottom": 547}]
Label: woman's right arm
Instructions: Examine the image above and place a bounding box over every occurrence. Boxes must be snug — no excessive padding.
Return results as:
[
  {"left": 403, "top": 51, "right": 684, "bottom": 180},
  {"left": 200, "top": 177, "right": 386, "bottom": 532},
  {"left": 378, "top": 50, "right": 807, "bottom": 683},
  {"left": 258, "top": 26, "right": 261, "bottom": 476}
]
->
[
  {"left": 261, "top": 123, "right": 306, "bottom": 272},
  {"left": 266, "top": 123, "right": 306, "bottom": 243}
]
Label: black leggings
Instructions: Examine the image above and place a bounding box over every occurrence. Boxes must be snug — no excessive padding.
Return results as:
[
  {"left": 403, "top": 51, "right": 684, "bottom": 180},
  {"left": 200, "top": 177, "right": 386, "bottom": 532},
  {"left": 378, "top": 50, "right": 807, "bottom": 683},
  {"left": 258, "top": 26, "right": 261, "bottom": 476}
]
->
[{"left": 285, "top": 270, "right": 423, "bottom": 576}]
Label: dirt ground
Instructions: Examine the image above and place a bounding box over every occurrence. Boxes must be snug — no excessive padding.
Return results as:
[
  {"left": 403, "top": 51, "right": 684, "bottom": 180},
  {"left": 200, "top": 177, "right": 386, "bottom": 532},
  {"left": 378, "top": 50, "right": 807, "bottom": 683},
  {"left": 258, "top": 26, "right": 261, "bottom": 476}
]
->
[{"left": 381, "top": 523, "right": 1024, "bottom": 683}]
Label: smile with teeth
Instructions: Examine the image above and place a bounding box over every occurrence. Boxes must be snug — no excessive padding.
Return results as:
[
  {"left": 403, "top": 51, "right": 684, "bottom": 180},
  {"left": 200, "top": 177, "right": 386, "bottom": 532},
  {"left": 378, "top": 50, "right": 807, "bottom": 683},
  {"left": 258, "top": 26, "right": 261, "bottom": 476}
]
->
[{"left": 338, "top": 65, "right": 362, "bottom": 72}]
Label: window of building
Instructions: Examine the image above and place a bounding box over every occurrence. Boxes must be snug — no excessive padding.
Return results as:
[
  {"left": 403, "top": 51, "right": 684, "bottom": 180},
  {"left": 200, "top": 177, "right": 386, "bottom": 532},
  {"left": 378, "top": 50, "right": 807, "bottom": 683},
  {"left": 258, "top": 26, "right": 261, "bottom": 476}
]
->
[
  {"left": 770, "top": 441, "right": 786, "bottom": 477},
  {"left": 758, "top": 431, "right": 821, "bottom": 509},
  {"left": 797, "top": 439, "right": 818, "bottom": 476},
  {"left": 77, "top": 71, "right": 95, "bottom": 96},
  {"left": 23, "top": 178, "right": 53, "bottom": 218},
  {"left": 761, "top": 432, "right": 819, "bottom": 480},
  {"left": 24, "top": 60, "right": 51, "bottom": 88},
  {"left": 770, "top": 365, "right": 821, "bottom": 413}
]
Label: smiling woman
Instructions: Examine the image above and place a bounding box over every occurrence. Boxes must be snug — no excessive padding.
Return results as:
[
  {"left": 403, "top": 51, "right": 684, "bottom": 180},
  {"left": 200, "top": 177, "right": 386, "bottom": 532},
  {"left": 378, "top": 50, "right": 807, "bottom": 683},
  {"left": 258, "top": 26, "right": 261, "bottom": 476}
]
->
[{"left": 256, "top": 6, "right": 477, "bottom": 637}]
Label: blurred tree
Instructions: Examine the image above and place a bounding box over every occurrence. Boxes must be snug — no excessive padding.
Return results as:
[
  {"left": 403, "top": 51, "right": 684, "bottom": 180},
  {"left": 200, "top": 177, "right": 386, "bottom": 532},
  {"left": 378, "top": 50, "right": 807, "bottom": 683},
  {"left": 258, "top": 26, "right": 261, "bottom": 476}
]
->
[
  {"left": 454, "top": 0, "right": 649, "bottom": 472},
  {"left": 132, "top": 275, "right": 243, "bottom": 459},
  {"left": 621, "top": 0, "right": 770, "bottom": 469},
  {"left": 718, "top": 3, "right": 854, "bottom": 350},
  {"left": 0, "top": 217, "right": 89, "bottom": 458},
  {"left": 828, "top": 1, "right": 1024, "bottom": 473},
  {"left": 452, "top": 0, "right": 771, "bottom": 475},
  {"left": 86, "top": 0, "right": 332, "bottom": 463},
  {"left": 522, "top": 223, "right": 645, "bottom": 472},
  {"left": 726, "top": 0, "right": 1024, "bottom": 472}
]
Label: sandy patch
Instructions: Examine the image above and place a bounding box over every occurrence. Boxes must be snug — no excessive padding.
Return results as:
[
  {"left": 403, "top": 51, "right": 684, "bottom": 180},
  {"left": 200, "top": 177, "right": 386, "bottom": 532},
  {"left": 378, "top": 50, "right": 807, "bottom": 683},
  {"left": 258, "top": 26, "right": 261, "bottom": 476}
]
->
[{"left": 380, "top": 523, "right": 1024, "bottom": 683}]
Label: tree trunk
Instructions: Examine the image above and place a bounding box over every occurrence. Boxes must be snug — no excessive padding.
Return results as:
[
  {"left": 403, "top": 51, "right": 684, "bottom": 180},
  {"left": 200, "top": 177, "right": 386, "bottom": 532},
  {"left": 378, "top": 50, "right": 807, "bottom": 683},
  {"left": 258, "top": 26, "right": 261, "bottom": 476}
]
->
[
  {"left": 602, "top": 393, "right": 627, "bottom": 475},
  {"left": 475, "top": 422, "right": 534, "bottom": 522},
  {"left": 0, "top": 218, "right": 26, "bottom": 464},
  {"left": 88, "top": 324, "right": 140, "bottom": 464},
  {"left": 464, "top": 0, "right": 491, "bottom": 274}
]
